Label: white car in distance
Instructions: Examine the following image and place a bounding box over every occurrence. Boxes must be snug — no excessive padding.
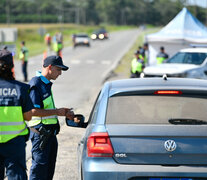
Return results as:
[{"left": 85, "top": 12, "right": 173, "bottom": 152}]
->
[{"left": 143, "top": 48, "right": 207, "bottom": 79}]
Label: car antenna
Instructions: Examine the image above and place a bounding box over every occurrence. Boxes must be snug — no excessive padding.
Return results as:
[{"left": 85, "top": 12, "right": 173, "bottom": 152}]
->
[{"left": 163, "top": 74, "right": 167, "bottom": 81}]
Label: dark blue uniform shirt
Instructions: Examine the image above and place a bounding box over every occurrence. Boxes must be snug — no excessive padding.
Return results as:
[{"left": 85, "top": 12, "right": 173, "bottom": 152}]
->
[
  {"left": 0, "top": 78, "right": 33, "bottom": 112},
  {"left": 29, "top": 71, "right": 53, "bottom": 109}
]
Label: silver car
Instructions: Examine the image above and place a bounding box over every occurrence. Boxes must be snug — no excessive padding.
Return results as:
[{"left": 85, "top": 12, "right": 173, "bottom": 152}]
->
[
  {"left": 67, "top": 77, "right": 207, "bottom": 180},
  {"left": 73, "top": 34, "right": 90, "bottom": 48}
]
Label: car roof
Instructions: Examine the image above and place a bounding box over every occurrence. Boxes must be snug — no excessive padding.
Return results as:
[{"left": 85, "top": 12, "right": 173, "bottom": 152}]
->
[
  {"left": 105, "top": 78, "right": 207, "bottom": 96},
  {"left": 93, "top": 29, "right": 107, "bottom": 33},
  {"left": 180, "top": 48, "right": 207, "bottom": 53}
]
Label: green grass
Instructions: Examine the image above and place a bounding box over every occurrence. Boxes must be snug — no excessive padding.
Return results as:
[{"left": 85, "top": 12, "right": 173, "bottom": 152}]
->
[
  {"left": 0, "top": 23, "right": 136, "bottom": 60},
  {"left": 114, "top": 27, "right": 161, "bottom": 77}
]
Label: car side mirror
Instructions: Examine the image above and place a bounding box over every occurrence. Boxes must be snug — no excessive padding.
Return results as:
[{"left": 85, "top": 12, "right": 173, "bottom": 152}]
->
[{"left": 65, "top": 114, "right": 88, "bottom": 128}]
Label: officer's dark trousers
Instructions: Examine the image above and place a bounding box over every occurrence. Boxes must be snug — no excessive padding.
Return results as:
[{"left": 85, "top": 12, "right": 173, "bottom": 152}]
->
[
  {"left": 0, "top": 136, "right": 27, "bottom": 180},
  {"left": 22, "top": 61, "right": 28, "bottom": 82},
  {"left": 29, "top": 131, "right": 58, "bottom": 180}
]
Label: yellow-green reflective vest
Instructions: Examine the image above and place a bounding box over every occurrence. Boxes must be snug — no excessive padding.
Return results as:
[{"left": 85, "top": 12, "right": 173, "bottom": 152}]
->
[
  {"left": 139, "top": 54, "right": 143, "bottom": 60},
  {"left": 58, "top": 43, "right": 62, "bottom": 50},
  {"left": 19, "top": 47, "right": 29, "bottom": 62},
  {"left": 28, "top": 94, "right": 58, "bottom": 127},
  {"left": 0, "top": 106, "right": 28, "bottom": 143},
  {"left": 131, "top": 58, "right": 142, "bottom": 73},
  {"left": 157, "top": 57, "right": 165, "bottom": 64},
  {"left": 139, "top": 54, "right": 147, "bottom": 65},
  {"left": 19, "top": 51, "right": 24, "bottom": 59},
  {"left": 53, "top": 43, "right": 58, "bottom": 52}
]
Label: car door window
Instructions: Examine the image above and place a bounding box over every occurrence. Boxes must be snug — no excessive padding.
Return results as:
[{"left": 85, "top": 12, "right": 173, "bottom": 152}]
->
[
  {"left": 167, "top": 52, "right": 207, "bottom": 65},
  {"left": 87, "top": 91, "right": 101, "bottom": 124}
]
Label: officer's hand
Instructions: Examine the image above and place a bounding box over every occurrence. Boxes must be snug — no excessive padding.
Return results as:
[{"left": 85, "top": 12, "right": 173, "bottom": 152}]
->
[
  {"left": 57, "top": 108, "right": 69, "bottom": 116},
  {"left": 74, "top": 117, "right": 80, "bottom": 123},
  {"left": 66, "top": 108, "right": 75, "bottom": 120}
]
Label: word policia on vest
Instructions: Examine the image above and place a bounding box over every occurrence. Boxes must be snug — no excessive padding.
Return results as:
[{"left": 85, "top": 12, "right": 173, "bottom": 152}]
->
[{"left": 0, "top": 88, "right": 17, "bottom": 96}]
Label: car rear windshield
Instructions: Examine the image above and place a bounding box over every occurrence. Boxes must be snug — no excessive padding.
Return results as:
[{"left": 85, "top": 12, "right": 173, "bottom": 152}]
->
[
  {"left": 166, "top": 52, "right": 207, "bottom": 65},
  {"left": 76, "top": 35, "right": 88, "bottom": 37},
  {"left": 106, "top": 95, "right": 207, "bottom": 124}
]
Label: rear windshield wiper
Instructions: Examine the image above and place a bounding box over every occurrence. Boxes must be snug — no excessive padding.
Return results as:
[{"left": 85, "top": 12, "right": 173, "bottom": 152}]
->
[{"left": 168, "top": 118, "right": 207, "bottom": 125}]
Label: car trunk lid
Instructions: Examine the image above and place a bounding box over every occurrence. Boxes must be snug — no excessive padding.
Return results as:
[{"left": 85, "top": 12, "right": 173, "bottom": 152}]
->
[{"left": 106, "top": 124, "right": 207, "bottom": 165}]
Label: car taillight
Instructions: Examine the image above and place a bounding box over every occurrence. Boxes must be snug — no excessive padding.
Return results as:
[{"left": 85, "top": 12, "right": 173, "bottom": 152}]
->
[
  {"left": 87, "top": 132, "right": 114, "bottom": 157},
  {"left": 154, "top": 90, "right": 182, "bottom": 95}
]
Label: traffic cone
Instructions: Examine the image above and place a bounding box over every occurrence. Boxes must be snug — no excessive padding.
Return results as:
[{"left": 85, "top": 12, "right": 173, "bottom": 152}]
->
[{"left": 43, "top": 50, "right": 47, "bottom": 60}]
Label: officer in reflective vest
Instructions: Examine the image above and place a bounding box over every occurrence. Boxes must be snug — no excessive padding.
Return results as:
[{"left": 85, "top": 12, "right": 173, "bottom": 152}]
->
[
  {"left": 53, "top": 32, "right": 63, "bottom": 57},
  {"left": 0, "top": 49, "right": 33, "bottom": 180},
  {"left": 28, "top": 55, "right": 75, "bottom": 180},
  {"left": 130, "top": 50, "right": 145, "bottom": 78},
  {"left": 156, "top": 46, "right": 169, "bottom": 64},
  {"left": 19, "top": 41, "right": 29, "bottom": 82},
  {"left": 139, "top": 43, "right": 149, "bottom": 66}
]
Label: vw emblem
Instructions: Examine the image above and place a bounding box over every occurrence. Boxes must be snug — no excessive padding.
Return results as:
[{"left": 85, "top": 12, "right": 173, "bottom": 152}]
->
[{"left": 164, "top": 140, "right": 177, "bottom": 152}]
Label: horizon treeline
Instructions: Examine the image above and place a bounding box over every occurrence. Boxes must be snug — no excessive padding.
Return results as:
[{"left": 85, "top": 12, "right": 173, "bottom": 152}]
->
[{"left": 1, "top": 0, "right": 206, "bottom": 26}]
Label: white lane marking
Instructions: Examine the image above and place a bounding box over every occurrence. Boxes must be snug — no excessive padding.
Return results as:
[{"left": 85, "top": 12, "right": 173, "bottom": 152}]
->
[
  {"left": 69, "top": 59, "right": 111, "bottom": 65},
  {"left": 86, "top": 60, "right": 95, "bottom": 64},
  {"left": 70, "top": 60, "right": 81, "bottom": 64},
  {"left": 101, "top": 60, "right": 111, "bottom": 65}
]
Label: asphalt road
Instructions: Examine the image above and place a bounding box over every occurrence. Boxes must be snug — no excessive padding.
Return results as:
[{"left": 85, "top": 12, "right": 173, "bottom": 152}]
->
[{"left": 12, "top": 28, "right": 141, "bottom": 180}]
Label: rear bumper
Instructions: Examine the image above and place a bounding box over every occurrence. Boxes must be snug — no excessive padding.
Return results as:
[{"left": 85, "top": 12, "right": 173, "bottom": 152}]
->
[{"left": 82, "top": 159, "right": 207, "bottom": 180}]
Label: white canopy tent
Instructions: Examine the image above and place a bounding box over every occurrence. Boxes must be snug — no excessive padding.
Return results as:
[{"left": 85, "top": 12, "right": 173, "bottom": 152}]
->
[{"left": 145, "top": 7, "right": 207, "bottom": 66}]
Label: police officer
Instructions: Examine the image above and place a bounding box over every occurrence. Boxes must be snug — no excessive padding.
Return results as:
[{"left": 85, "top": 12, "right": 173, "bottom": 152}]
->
[
  {"left": 139, "top": 43, "right": 149, "bottom": 66},
  {"left": 130, "top": 50, "right": 145, "bottom": 78},
  {"left": 0, "top": 49, "right": 33, "bottom": 180},
  {"left": 28, "top": 55, "right": 74, "bottom": 180},
  {"left": 156, "top": 46, "right": 169, "bottom": 64},
  {"left": 53, "top": 32, "right": 63, "bottom": 57},
  {"left": 19, "top": 41, "right": 29, "bottom": 82},
  {"left": 44, "top": 33, "right": 52, "bottom": 52}
]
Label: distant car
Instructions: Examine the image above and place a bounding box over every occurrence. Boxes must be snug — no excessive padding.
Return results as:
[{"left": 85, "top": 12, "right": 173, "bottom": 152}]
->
[
  {"left": 73, "top": 34, "right": 90, "bottom": 48},
  {"left": 90, "top": 29, "right": 109, "bottom": 40},
  {"left": 66, "top": 77, "right": 207, "bottom": 180},
  {"left": 143, "top": 48, "right": 207, "bottom": 79}
]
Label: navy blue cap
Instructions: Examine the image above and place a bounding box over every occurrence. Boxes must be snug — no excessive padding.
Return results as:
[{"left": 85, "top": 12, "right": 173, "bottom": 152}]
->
[
  {"left": 0, "top": 49, "right": 13, "bottom": 65},
  {"left": 43, "top": 55, "right": 68, "bottom": 71}
]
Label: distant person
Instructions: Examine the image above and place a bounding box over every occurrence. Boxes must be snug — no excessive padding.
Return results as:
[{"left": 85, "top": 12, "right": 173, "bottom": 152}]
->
[
  {"left": 53, "top": 32, "right": 63, "bottom": 57},
  {"left": 52, "top": 33, "right": 58, "bottom": 56},
  {"left": 19, "top": 41, "right": 29, "bottom": 82},
  {"left": 130, "top": 50, "right": 145, "bottom": 78},
  {"left": 156, "top": 46, "right": 169, "bottom": 64},
  {"left": 56, "top": 32, "right": 63, "bottom": 56},
  {"left": 0, "top": 49, "right": 33, "bottom": 180},
  {"left": 139, "top": 43, "right": 149, "bottom": 66},
  {"left": 137, "top": 46, "right": 145, "bottom": 60},
  {"left": 44, "top": 33, "right": 52, "bottom": 51},
  {"left": 72, "top": 34, "right": 76, "bottom": 48}
]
